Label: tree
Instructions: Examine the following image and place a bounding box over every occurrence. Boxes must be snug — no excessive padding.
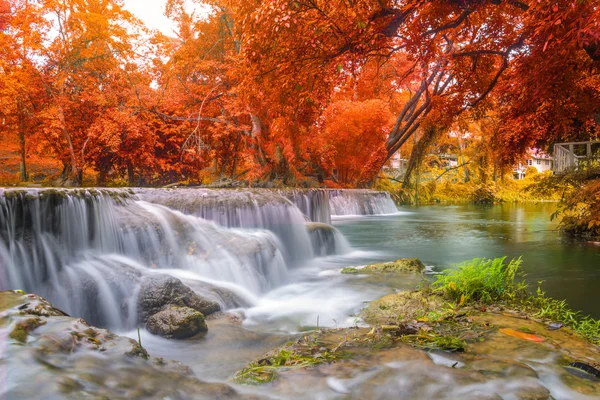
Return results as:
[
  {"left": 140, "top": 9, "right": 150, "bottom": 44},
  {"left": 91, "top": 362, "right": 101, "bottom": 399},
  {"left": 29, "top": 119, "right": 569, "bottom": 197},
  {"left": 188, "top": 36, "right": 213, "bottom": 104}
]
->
[{"left": 241, "top": 0, "right": 600, "bottom": 182}]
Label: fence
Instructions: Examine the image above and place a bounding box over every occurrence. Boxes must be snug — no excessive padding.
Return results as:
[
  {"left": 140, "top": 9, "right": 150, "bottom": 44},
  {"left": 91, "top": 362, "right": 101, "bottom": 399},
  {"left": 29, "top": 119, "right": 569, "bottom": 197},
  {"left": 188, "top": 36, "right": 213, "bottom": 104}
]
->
[{"left": 553, "top": 141, "right": 600, "bottom": 174}]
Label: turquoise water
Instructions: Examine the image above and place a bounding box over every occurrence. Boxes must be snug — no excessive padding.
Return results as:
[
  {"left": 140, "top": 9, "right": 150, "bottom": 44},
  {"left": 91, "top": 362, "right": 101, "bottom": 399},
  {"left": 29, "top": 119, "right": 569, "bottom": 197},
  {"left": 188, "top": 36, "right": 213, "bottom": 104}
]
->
[{"left": 333, "top": 203, "right": 600, "bottom": 318}]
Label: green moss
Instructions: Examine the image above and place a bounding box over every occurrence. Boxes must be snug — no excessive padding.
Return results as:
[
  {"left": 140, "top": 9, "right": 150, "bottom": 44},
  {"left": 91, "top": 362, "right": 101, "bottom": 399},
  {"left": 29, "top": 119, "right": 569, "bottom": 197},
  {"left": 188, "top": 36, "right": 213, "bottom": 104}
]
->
[
  {"left": 400, "top": 333, "right": 466, "bottom": 352},
  {"left": 9, "top": 317, "right": 44, "bottom": 343},
  {"left": 361, "top": 290, "right": 446, "bottom": 325},
  {"left": 233, "top": 336, "right": 348, "bottom": 385},
  {"left": 342, "top": 258, "right": 425, "bottom": 275},
  {"left": 4, "top": 190, "right": 27, "bottom": 200}
]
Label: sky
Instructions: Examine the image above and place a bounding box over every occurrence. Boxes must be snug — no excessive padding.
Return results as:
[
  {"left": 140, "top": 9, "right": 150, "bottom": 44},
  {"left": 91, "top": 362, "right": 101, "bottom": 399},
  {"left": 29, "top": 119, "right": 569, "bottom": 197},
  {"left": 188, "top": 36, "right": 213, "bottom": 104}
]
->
[
  {"left": 123, "top": 0, "right": 211, "bottom": 37},
  {"left": 123, "top": 0, "right": 176, "bottom": 36}
]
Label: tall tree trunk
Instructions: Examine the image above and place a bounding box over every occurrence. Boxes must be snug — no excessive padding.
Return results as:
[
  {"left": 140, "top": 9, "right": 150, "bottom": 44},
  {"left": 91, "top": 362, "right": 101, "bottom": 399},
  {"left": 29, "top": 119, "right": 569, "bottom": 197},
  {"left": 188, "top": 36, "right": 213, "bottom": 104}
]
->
[
  {"left": 17, "top": 101, "right": 28, "bottom": 182},
  {"left": 127, "top": 161, "right": 134, "bottom": 186},
  {"left": 230, "top": 132, "right": 242, "bottom": 179},
  {"left": 457, "top": 134, "right": 470, "bottom": 183},
  {"left": 57, "top": 82, "right": 81, "bottom": 186},
  {"left": 402, "top": 126, "right": 438, "bottom": 188}
]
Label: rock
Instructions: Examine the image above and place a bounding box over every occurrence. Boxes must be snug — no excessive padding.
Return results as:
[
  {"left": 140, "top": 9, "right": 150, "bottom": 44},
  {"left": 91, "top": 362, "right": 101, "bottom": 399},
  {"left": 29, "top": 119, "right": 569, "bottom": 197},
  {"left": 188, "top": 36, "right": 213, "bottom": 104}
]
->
[
  {"left": 146, "top": 306, "right": 207, "bottom": 339},
  {"left": 341, "top": 258, "right": 425, "bottom": 274},
  {"left": 361, "top": 290, "right": 445, "bottom": 325},
  {"left": 137, "top": 274, "right": 220, "bottom": 323},
  {"left": 306, "top": 222, "right": 339, "bottom": 256},
  {"left": 1, "top": 290, "right": 248, "bottom": 399}
]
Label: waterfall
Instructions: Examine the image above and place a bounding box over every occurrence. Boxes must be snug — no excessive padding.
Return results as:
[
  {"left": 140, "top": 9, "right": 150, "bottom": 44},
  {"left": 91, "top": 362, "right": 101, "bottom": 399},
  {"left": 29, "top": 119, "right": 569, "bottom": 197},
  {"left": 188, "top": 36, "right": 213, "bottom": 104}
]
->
[
  {"left": 279, "top": 189, "right": 331, "bottom": 224},
  {"left": 134, "top": 188, "right": 344, "bottom": 263},
  {"left": 328, "top": 189, "right": 399, "bottom": 216},
  {"left": 0, "top": 189, "right": 287, "bottom": 329},
  {"left": 0, "top": 187, "right": 392, "bottom": 330}
]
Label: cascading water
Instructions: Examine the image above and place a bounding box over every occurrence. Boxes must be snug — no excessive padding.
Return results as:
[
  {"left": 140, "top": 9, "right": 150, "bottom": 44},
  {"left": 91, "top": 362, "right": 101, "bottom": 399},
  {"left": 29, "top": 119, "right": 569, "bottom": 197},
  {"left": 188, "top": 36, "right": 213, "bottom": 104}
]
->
[
  {"left": 279, "top": 189, "right": 332, "bottom": 224},
  {"left": 0, "top": 189, "right": 289, "bottom": 329},
  {"left": 134, "top": 188, "right": 349, "bottom": 262},
  {"left": 0, "top": 187, "right": 383, "bottom": 331},
  {"left": 328, "top": 189, "right": 399, "bottom": 216}
]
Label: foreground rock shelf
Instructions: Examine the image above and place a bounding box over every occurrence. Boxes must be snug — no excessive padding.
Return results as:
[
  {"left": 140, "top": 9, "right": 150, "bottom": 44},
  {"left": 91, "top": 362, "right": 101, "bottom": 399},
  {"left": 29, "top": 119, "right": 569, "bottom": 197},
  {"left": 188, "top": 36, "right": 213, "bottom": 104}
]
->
[
  {"left": 234, "top": 288, "right": 600, "bottom": 399},
  {"left": 0, "top": 290, "right": 249, "bottom": 399}
]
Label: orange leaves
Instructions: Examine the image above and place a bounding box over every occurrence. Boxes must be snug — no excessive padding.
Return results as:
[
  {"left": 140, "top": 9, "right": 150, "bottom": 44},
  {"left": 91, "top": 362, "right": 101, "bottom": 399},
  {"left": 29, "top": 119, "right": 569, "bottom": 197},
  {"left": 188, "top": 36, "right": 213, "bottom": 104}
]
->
[
  {"left": 319, "top": 99, "right": 393, "bottom": 185},
  {"left": 499, "top": 328, "right": 545, "bottom": 343}
]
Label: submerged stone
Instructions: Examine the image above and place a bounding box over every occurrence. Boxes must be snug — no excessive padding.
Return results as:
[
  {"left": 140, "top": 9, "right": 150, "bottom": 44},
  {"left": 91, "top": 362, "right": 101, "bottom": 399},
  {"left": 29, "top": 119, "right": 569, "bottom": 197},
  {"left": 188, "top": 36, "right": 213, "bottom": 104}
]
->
[
  {"left": 1, "top": 290, "right": 247, "bottom": 399},
  {"left": 146, "top": 306, "right": 208, "bottom": 339},
  {"left": 342, "top": 258, "right": 425, "bottom": 275}
]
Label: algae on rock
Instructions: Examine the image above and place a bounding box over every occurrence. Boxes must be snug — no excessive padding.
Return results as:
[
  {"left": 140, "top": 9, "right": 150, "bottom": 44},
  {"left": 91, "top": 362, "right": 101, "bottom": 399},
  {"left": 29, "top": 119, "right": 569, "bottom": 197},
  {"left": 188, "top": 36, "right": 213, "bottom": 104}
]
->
[{"left": 341, "top": 258, "right": 425, "bottom": 275}]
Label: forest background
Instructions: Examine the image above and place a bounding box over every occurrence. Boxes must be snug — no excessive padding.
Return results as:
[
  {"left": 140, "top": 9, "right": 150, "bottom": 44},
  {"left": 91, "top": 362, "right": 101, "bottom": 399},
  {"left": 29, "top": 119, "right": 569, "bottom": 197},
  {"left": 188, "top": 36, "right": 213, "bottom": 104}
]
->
[{"left": 1, "top": 0, "right": 599, "bottom": 225}]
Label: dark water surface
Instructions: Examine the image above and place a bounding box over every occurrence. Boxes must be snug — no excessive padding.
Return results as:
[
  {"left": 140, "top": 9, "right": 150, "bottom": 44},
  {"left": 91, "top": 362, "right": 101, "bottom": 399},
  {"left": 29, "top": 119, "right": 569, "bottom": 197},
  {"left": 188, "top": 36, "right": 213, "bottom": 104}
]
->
[{"left": 333, "top": 203, "right": 600, "bottom": 319}]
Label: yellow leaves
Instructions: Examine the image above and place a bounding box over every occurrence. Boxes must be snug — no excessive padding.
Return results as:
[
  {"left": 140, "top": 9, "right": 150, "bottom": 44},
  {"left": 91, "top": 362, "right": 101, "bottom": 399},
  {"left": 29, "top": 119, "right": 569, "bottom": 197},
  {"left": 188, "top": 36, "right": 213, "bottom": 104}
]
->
[
  {"left": 499, "top": 328, "right": 545, "bottom": 342},
  {"left": 458, "top": 294, "right": 465, "bottom": 307}
]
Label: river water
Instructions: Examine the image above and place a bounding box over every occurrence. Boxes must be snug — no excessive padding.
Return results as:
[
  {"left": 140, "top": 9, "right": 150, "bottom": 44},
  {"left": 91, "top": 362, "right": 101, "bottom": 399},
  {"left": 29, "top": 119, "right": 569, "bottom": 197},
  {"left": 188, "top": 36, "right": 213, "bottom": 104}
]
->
[
  {"left": 2, "top": 189, "right": 599, "bottom": 398},
  {"left": 335, "top": 203, "right": 600, "bottom": 319},
  {"left": 128, "top": 200, "right": 600, "bottom": 395}
]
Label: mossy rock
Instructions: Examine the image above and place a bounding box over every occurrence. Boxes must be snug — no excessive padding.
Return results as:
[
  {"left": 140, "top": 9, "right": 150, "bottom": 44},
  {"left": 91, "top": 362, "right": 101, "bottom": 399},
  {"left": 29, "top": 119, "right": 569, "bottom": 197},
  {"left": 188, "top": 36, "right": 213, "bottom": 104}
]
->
[
  {"left": 9, "top": 317, "right": 45, "bottom": 343},
  {"left": 361, "top": 290, "right": 445, "bottom": 325},
  {"left": 146, "top": 306, "right": 207, "bottom": 339},
  {"left": 342, "top": 258, "right": 425, "bottom": 275}
]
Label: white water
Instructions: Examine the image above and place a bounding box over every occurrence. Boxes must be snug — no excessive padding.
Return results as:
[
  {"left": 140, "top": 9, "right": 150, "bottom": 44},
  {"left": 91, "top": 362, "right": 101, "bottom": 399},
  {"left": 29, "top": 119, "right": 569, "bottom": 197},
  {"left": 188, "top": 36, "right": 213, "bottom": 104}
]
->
[
  {"left": 0, "top": 187, "right": 390, "bottom": 330},
  {"left": 328, "top": 189, "right": 399, "bottom": 216}
]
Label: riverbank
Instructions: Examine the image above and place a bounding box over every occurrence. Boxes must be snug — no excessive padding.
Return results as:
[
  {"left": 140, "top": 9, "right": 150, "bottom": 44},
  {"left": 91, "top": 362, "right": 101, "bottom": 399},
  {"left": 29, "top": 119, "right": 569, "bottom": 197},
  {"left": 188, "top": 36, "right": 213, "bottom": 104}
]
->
[{"left": 232, "top": 258, "right": 600, "bottom": 399}]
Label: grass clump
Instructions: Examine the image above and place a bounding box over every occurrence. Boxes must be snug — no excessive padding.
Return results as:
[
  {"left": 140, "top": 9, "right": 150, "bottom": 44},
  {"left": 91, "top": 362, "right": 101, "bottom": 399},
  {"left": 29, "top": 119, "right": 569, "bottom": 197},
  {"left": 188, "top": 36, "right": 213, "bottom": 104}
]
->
[
  {"left": 233, "top": 335, "right": 348, "bottom": 385},
  {"left": 433, "top": 256, "right": 600, "bottom": 345},
  {"left": 433, "top": 257, "right": 526, "bottom": 304},
  {"left": 400, "top": 333, "right": 466, "bottom": 352}
]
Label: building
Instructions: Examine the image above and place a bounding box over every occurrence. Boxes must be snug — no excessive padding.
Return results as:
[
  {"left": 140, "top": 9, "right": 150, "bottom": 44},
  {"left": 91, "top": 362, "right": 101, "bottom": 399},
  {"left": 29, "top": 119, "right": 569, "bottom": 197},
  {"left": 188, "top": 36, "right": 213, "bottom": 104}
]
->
[{"left": 514, "top": 149, "right": 553, "bottom": 179}]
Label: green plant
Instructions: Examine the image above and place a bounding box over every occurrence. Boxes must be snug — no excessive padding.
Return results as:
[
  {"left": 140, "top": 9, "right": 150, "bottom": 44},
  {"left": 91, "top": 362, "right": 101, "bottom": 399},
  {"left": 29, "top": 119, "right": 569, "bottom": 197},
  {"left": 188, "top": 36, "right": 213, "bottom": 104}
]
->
[
  {"left": 433, "top": 257, "right": 526, "bottom": 304},
  {"left": 433, "top": 257, "right": 600, "bottom": 345}
]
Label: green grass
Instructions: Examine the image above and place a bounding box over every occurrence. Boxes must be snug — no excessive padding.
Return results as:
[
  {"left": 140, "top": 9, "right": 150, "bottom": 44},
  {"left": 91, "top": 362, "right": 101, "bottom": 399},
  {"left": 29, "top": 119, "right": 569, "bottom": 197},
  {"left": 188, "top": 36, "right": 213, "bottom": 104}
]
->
[
  {"left": 432, "top": 257, "right": 600, "bottom": 345},
  {"left": 232, "top": 346, "right": 347, "bottom": 385},
  {"left": 432, "top": 257, "right": 527, "bottom": 304}
]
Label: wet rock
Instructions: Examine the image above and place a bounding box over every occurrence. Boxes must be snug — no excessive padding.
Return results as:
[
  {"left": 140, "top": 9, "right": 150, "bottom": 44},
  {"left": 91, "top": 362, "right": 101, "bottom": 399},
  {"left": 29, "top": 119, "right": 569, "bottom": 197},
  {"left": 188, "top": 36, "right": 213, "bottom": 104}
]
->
[
  {"left": 146, "top": 306, "right": 208, "bottom": 339},
  {"left": 361, "top": 290, "right": 445, "bottom": 325},
  {"left": 2, "top": 290, "right": 247, "bottom": 399},
  {"left": 182, "top": 279, "right": 251, "bottom": 309},
  {"left": 564, "top": 362, "right": 600, "bottom": 380},
  {"left": 137, "top": 274, "right": 220, "bottom": 323},
  {"left": 342, "top": 258, "right": 425, "bottom": 274},
  {"left": 306, "top": 222, "right": 338, "bottom": 256}
]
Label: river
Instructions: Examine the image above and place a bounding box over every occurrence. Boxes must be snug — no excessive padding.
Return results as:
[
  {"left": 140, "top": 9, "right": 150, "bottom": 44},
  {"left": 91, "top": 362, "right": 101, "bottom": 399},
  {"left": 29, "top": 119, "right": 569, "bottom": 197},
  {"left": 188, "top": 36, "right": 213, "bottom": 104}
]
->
[{"left": 1, "top": 189, "right": 599, "bottom": 399}]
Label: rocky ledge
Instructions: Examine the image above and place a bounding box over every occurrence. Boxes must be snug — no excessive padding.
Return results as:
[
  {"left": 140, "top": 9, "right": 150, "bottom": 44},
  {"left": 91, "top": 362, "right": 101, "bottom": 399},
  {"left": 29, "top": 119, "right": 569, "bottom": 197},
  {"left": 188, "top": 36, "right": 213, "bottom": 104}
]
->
[
  {"left": 0, "top": 290, "right": 249, "bottom": 399},
  {"left": 341, "top": 258, "right": 425, "bottom": 274},
  {"left": 234, "top": 257, "right": 600, "bottom": 399}
]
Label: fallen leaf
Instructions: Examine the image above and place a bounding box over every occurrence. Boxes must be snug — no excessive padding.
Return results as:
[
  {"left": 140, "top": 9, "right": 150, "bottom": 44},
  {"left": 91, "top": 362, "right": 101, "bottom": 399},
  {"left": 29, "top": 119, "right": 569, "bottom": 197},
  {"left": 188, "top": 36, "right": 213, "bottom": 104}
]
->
[{"left": 499, "top": 328, "right": 545, "bottom": 342}]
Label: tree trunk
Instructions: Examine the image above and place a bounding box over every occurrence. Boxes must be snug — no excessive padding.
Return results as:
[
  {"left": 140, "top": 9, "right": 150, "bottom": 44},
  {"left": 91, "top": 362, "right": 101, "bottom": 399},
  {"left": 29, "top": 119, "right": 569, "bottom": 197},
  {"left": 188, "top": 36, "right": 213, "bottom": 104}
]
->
[
  {"left": 230, "top": 132, "right": 242, "bottom": 179},
  {"left": 402, "top": 126, "right": 438, "bottom": 188},
  {"left": 127, "top": 161, "right": 135, "bottom": 186},
  {"left": 17, "top": 102, "right": 28, "bottom": 182}
]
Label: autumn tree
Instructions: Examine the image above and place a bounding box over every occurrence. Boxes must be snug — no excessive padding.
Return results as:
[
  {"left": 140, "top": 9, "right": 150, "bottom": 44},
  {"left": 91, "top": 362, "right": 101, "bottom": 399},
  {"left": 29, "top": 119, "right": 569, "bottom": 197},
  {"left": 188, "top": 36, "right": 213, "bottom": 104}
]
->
[
  {"left": 0, "top": 0, "right": 49, "bottom": 181},
  {"left": 241, "top": 0, "right": 600, "bottom": 183}
]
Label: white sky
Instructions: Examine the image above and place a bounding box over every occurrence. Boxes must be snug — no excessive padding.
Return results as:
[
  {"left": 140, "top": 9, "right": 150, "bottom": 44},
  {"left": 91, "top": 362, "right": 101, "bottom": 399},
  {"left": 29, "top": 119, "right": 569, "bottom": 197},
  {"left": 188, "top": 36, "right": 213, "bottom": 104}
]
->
[
  {"left": 123, "top": 0, "right": 176, "bottom": 36},
  {"left": 123, "top": 0, "right": 210, "bottom": 37}
]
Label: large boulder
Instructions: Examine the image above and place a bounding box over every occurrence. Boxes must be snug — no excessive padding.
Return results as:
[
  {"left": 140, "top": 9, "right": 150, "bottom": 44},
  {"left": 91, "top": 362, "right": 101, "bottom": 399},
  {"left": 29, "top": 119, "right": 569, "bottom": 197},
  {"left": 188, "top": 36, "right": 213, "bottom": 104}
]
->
[
  {"left": 146, "top": 306, "right": 207, "bottom": 339},
  {"left": 137, "top": 274, "right": 220, "bottom": 323}
]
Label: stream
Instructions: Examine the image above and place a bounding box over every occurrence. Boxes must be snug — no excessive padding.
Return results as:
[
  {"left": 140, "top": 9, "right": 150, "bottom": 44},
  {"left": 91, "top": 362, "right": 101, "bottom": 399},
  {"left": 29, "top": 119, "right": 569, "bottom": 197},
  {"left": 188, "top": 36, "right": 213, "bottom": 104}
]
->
[{"left": 1, "top": 188, "right": 599, "bottom": 399}]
